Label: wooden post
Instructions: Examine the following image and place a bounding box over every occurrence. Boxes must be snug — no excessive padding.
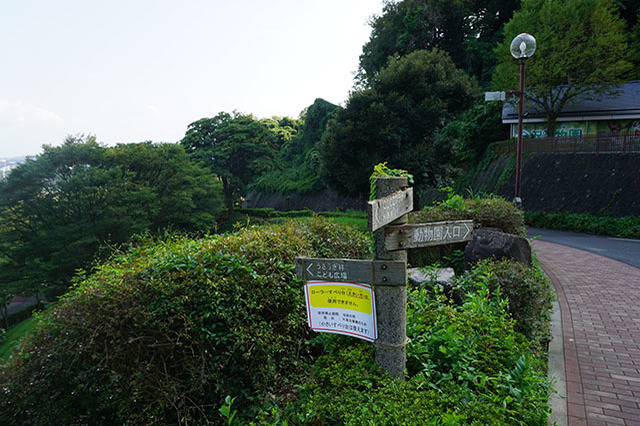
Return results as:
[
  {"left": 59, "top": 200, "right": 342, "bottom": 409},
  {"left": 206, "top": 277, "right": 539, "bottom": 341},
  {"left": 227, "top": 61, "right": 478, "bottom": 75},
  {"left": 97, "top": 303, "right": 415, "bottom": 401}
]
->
[{"left": 372, "top": 176, "right": 408, "bottom": 379}]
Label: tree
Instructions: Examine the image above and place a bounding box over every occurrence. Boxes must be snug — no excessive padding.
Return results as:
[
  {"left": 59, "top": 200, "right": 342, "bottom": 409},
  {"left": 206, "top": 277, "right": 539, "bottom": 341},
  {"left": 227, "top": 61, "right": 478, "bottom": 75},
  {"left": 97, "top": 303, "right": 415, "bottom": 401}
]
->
[
  {"left": 629, "top": 10, "right": 640, "bottom": 78},
  {"left": 0, "top": 136, "right": 223, "bottom": 295},
  {"left": 181, "top": 112, "right": 277, "bottom": 213},
  {"left": 358, "top": 0, "right": 521, "bottom": 87},
  {"left": 493, "top": 0, "right": 633, "bottom": 137},
  {"left": 320, "top": 49, "right": 478, "bottom": 198},
  {"left": 250, "top": 99, "right": 339, "bottom": 195}
]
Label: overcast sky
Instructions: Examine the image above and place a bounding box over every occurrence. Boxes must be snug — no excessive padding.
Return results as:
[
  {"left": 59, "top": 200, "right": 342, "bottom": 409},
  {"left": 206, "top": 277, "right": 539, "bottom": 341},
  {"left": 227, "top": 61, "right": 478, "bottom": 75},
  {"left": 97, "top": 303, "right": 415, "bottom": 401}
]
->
[{"left": 0, "top": 0, "right": 383, "bottom": 158}]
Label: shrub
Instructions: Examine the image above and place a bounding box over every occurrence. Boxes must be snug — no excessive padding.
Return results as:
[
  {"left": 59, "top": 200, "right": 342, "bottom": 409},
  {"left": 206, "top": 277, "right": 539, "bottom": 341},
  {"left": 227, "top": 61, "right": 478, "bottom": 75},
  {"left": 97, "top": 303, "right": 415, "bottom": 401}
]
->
[
  {"left": 454, "top": 259, "right": 555, "bottom": 349},
  {"left": 411, "top": 193, "right": 524, "bottom": 236},
  {"left": 408, "top": 193, "right": 525, "bottom": 269},
  {"left": 526, "top": 211, "right": 640, "bottom": 239},
  {"left": 0, "top": 218, "right": 371, "bottom": 425},
  {"left": 280, "top": 284, "right": 550, "bottom": 425}
]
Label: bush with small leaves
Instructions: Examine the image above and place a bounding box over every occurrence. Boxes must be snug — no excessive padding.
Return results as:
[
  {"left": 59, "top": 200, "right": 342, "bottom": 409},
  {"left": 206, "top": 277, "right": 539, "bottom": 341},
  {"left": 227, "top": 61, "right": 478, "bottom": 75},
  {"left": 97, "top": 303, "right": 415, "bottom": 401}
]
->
[{"left": 0, "top": 218, "right": 371, "bottom": 425}]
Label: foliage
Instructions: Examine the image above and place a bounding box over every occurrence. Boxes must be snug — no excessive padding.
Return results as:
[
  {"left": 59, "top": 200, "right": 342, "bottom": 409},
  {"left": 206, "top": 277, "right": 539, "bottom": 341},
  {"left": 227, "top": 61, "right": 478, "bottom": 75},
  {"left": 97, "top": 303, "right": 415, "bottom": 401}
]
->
[
  {"left": 408, "top": 192, "right": 524, "bottom": 267},
  {"left": 280, "top": 281, "right": 550, "bottom": 425},
  {"left": 369, "top": 162, "right": 414, "bottom": 200},
  {"left": 630, "top": 10, "right": 640, "bottom": 77},
  {"left": 250, "top": 99, "right": 339, "bottom": 196},
  {"left": 493, "top": 0, "right": 633, "bottom": 137},
  {"left": 0, "top": 136, "right": 223, "bottom": 297},
  {"left": 410, "top": 193, "right": 525, "bottom": 236},
  {"left": 320, "top": 49, "right": 478, "bottom": 198},
  {"left": 439, "top": 102, "right": 508, "bottom": 165},
  {"left": 0, "top": 218, "right": 371, "bottom": 425},
  {"left": 526, "top": 211, "right": 640, "bottom": 239},
  {"left": 358, "top": 0, "right": 521, "bottom": 87},
  {"left": 181, "top": 111, "right": 277, "bottom": 213},
  {"left": 454, "top": 259, "right": 554, "bottom": 348},
  {"left": 0, "top": 317, "right": 36, "bottom": 362}
]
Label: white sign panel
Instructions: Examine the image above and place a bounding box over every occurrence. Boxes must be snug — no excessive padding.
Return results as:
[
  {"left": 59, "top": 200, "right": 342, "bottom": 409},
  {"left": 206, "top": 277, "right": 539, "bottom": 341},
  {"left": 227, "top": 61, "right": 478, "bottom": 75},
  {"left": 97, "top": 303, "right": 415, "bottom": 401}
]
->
[{"left": 304, "top": 281, "right": 377, "bottom": 342}]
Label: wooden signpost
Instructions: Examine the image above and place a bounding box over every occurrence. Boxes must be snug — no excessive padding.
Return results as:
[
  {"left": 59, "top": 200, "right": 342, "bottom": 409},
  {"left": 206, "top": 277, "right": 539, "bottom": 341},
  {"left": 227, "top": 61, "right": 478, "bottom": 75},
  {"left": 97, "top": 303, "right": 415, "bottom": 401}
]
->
[
  {"left": 383, "top": 220, "right": 473, "bottom": 252},
  {"left": 296, "top": 176, "right": 475, "bottom": 380},
  {"left": 368, "top": 187, "right": 413, "bottom": 232},
  {"left": 296, "top": 257, "right": 406, "bottom": 286}
]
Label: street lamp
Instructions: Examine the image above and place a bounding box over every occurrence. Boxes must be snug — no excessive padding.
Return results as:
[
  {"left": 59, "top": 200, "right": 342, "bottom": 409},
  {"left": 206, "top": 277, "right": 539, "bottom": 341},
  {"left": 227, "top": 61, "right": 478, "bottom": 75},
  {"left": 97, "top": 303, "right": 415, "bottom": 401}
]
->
[{"left": 510, "top": 33, "right": 536, "bottom": 207}]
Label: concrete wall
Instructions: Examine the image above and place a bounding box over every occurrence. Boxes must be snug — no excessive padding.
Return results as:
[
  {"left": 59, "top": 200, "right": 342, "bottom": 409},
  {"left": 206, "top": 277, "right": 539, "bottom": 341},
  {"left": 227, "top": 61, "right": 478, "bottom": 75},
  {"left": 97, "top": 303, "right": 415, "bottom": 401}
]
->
[
  {"left": 243, "top": 189, "right": 366, "bottom": 212},
  {"left": 472, "top": 153, "right": 640, "bottom": 216}
]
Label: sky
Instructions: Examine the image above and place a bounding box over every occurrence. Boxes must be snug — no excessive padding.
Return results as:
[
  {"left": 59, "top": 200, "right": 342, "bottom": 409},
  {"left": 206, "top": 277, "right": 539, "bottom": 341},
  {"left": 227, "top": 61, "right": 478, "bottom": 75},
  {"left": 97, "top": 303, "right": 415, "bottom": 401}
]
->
[{"left": 0, "top": 0, "right": 384, "bottom": 158}]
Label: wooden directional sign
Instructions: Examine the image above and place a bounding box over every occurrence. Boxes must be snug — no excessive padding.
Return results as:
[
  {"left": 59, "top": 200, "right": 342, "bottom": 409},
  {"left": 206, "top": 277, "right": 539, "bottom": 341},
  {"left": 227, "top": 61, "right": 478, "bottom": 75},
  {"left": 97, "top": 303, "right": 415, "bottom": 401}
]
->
[
  {"left": 383, "top": 220, "right": 474, "bottom": 252},
  {"left": 296, "top": 257, "right": 406, "bottom": 286},
  {"left": 368, "top": 188, "right": 413, "bottom": 232}
]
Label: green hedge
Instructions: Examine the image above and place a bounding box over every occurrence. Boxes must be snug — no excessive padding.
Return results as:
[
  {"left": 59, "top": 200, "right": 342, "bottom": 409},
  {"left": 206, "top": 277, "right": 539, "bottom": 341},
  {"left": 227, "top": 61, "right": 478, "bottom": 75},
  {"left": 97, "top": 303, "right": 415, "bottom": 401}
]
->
[
  {"left": 408, "top": 194, "right": 525, "bottom": 270},
  {"left": 0, "top": 218, "right": 372, "bottom": 425},
  {"left": 273, "top": 260, "right": 551, "bottom": 425},
  {"left": 526, "top": 211, "right": 640, "bottom": 239}
]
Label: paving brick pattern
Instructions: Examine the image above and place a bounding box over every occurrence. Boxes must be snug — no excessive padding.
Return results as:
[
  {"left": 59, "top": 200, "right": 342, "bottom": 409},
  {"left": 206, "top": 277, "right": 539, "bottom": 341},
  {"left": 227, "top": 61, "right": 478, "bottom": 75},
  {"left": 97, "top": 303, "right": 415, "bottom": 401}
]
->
[{"left": 533, "top": 240, "right": 640, "bottom": 425}]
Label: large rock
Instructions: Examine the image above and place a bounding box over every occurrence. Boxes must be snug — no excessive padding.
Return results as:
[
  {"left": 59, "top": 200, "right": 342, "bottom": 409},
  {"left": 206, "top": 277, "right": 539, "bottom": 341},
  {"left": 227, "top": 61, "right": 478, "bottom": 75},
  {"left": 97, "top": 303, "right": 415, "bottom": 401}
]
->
[
  {"left": 464, "top": 228, "right": 531, "bottom": 269},
  {"left": 407, "top": 267, "right": 462, "bottom": 305},
  {"left": 407, "top": 267, "right": 455, "bottom": 287}
]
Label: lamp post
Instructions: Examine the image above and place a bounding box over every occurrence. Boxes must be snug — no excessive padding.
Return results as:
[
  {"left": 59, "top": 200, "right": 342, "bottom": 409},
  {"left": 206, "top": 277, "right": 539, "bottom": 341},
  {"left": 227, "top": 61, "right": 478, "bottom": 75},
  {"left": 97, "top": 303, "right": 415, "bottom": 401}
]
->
[{"left": 510, "top": 33, "right": 536, "bottom": 207}]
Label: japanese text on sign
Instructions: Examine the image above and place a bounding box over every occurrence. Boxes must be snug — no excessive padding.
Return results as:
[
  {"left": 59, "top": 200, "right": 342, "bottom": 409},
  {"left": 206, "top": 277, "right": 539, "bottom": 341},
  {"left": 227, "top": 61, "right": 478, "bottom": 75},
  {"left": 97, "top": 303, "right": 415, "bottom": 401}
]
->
[{"left": 304, "top": 281, "right": 377, "bottom": 342}]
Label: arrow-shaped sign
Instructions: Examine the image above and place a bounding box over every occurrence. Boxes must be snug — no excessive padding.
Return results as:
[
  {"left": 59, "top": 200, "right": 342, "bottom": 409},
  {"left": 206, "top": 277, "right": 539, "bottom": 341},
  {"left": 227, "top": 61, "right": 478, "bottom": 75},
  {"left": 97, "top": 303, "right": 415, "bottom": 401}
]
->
[
  {"left": 368, "top": 188, "right": 413, "bottom": 232},
  {"left": 296, "top": 257, "right": 406, "bottom": 286},
  {"left": 383, "top": 220, "right": 474, "bottom": 252}
]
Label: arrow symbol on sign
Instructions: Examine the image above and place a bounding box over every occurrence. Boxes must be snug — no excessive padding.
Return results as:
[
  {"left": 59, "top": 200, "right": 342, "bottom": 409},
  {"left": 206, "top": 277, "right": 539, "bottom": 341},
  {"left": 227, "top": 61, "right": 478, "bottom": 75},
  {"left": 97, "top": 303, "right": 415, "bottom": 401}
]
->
[
  {"left": 464, "top": 224, "right": 471, "bottom": 239},
  {"left": 306, "top": 263, "right": 314, "bottom": 278}
]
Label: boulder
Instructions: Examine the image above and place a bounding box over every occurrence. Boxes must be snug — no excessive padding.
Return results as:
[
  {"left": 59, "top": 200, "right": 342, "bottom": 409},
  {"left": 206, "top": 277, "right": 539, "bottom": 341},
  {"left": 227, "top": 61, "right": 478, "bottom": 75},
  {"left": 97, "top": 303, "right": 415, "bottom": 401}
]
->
[
  {"left": 407, "top": 267, "right": 455, "bottom": 287},
  {"left": 407, "top": 267, "right": 462, "bottom": 305},
  {"left": 463, "top": 228, "right": 531, "bottom": 269}
]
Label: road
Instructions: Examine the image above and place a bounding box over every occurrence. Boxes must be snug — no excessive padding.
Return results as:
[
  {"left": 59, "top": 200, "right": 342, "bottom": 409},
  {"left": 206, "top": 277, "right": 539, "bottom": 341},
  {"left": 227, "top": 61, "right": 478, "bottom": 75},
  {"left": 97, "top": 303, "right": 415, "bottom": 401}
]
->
[{"left": 527, "top": 227, "right": 640, "bottom": 268}]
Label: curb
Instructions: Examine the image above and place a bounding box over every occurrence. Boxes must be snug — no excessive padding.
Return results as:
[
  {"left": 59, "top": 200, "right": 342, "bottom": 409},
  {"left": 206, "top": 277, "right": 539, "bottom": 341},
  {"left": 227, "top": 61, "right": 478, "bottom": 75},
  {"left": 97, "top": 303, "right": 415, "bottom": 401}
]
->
[{"left": 548, "top": 300, "right": 567, "bottom": 426}]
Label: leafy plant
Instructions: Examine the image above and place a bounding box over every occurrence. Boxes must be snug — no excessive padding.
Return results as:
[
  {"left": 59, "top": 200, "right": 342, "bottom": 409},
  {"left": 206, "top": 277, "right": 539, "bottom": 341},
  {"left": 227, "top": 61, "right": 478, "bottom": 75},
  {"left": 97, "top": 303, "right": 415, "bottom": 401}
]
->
[
  {"left": 219, "top": 396, "right": 237, "bottom": 425},
  {"left": 369, "top": 162, "right": 414, "bottom": 200},
  {"left": 0, "top": 218, "right": 372, "bottom": 425}
]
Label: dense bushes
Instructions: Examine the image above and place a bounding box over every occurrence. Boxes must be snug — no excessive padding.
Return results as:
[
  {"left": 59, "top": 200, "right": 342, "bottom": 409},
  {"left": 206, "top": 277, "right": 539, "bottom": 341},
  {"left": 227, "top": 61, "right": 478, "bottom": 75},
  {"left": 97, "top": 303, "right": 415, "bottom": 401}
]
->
[
  {"left": 408, "top": 192, "right": 525, "bottom": 269},
  {"left": 0, "top": 218, "right": 371, "bottom": 425},
  {"left": 1, "top": 211, "right": 553, "bottom": 424},
  {"left": 277, "top": 261, "right": 551, "bottom": 424},
  {"left": 410, "top": 193, "right": 525, "bottom": 236},
  {"left": 526, "top": 211, "right": 640, "bottom": 239},
  {"left": 454, "top": 259, "right": 555, "bottom": 349}
]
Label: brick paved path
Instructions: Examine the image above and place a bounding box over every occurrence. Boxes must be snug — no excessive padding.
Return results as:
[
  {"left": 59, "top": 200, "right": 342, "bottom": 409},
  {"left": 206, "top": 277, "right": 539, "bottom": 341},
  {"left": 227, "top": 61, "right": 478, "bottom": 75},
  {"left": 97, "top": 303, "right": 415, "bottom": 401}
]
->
[{"left": 533, "top": 240, "right": 640, "bottom": 425}]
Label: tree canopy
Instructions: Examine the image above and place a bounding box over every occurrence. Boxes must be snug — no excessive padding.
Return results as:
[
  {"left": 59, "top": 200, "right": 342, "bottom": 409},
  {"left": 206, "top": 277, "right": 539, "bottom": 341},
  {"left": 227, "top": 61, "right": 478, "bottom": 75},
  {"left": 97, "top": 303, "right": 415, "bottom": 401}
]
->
[
  {"left": 0, "top": 136, "right": 223, "bottom": 295},
  {"left": 181, "top": 112, "right": 277, "bottom": 213},
  {"left": 493, "top": 0, "right": 633, "bottom": 137},
  {"left": 358, "top": 0, "right": 521, "bottom": 87},
  {"left": 320, "top": 49, "right": 479, "bottom": 198}
]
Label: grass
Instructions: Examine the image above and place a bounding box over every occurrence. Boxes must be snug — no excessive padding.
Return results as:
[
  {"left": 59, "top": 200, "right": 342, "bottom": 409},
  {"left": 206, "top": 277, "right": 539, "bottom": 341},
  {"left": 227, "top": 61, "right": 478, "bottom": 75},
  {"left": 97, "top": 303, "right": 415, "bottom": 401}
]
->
[
  {"left": 325, "top": 216, "right": 368, "bottom": 232},
  {"left": 0, "top": 317, "right": 36, "bottom": 361},
  {"left": 224, "top": 209, "right": 369, "bottom": 233}
]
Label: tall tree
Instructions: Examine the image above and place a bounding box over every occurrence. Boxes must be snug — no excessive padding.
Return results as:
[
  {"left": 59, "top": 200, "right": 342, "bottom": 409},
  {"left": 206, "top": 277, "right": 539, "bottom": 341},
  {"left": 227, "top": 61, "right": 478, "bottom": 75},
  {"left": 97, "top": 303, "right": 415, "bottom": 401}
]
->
[
  {"left": 181, "top": 112, "right": 277, "bottom": 214},
  {"left": 320, "top": 49, "right": 478, "bottom": 198},
  {"left": 0, "top": 136, "right": 223, "bottom": 295},
  {"left": 493, "top": 0, "right": 633, "bottom": 137},
  {"left": 358, "top": 0, "right": 520, "bottom": 87}
]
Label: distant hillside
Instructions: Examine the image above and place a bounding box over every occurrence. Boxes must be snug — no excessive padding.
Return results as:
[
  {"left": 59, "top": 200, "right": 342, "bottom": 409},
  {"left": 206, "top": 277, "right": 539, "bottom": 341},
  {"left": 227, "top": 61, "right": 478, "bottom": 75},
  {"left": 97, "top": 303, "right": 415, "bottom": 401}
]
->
[{"left": 0, "top": 156, "right": 25, "bottom": 178}]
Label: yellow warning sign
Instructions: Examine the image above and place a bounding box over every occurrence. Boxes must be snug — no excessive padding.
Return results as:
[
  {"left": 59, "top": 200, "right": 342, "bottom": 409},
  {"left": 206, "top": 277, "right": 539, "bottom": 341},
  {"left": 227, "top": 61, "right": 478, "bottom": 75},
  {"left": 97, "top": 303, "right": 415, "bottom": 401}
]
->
[
  {"left": 304, "top": 281, "right": 377, "bottom": 342},
  {"left": 307, "top": 284, "right": 372, "bottom": 315}
]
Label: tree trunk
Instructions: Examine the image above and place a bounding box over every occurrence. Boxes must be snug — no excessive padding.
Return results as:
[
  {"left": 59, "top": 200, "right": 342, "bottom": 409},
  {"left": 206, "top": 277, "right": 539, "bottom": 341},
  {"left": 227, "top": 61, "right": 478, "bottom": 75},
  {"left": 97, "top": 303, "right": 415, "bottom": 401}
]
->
[{"left": 546, "top": 115, "right": 559, "bottom": 139}]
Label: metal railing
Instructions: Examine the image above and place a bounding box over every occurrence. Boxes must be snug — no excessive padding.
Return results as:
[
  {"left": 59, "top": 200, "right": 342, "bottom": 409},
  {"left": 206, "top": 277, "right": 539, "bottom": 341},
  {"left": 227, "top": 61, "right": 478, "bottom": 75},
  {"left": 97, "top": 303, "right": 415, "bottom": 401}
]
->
[{"left": 518, "top": 135, "right": 640, "bottom": 153}]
